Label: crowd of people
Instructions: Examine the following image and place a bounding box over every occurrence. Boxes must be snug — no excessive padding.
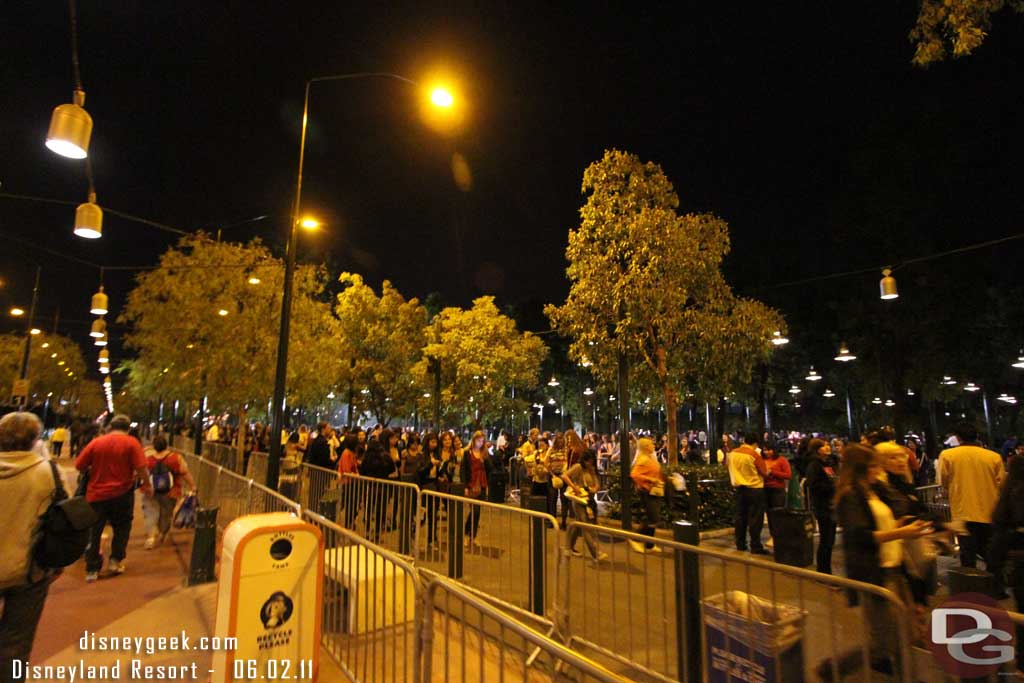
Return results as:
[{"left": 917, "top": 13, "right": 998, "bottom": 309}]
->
[{"left": 2, "top": 404, "right": 1020, "bottom": 677}]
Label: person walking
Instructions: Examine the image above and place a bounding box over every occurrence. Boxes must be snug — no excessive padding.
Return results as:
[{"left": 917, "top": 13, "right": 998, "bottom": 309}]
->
[
  {"left": 49, "top": 423, "right": 69, "bottom": 459},
  {"left": 727, "top": 433, "right": 769, "bottom": 555},
  {"left": 0, "top": 412, "right": 61, "bottom": 677},
  {"left": 804, "top": 437, "right": 839, "bottom": 573},
  {"left": 939, "top": 422, "right": 1003, "bottom": 568},
  {"left": 142, "top": 435, "right": 194, "bottom": 549},
  {"left": 75, "top": 414, "right": 151, "bottom": 582},
  {"left": 629, "top": 438, "right": 665, "bottom": 552},
  {"left": 563, "top": 450, "right": 607, "bottom": 561}
]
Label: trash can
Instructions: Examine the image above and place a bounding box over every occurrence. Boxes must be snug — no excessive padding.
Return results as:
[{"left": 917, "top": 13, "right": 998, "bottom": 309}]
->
[
  {"left": 702, "top": 591, "right": 805, "bottom": 683},
  {"left": 768, "top": 508, "right": 815, "bottom": 568}
]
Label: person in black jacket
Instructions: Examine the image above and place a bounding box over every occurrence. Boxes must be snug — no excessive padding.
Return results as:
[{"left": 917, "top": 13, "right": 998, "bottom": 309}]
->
[
  {"left": 358, "top": 440, "right": 396, "bottom": 541},
  {"left": 832, "top": 444, "right": 931, "bottom": 678},
  {"left": 990, "top": 454, "right": 1024, "bottom": 667},
  {"left": 804, "top": 438, "right": 839, "bottom": 573}
]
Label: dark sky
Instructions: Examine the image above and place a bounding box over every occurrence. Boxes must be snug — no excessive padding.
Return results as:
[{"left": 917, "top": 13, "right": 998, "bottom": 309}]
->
[{"left": 2, "top": 2, "right": 1023, "bottom": 388}]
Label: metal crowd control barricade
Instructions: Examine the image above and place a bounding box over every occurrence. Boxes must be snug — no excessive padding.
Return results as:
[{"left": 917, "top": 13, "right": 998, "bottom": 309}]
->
[
  {"left": 416, "top": 488, "right": 559, "bottom": 627},
  {"left": 326, "top": 473, "right": 421, "bottom": 560},
  {"left": 300, "top": 464, "right": 340, "bottom": 520},
  {"left": 916, "top": 484, "right": 952, "bottom": 523},
  {"left": 421, "top": 577, "right": 631, "bottom": 683},
  {"left": 555, "top": 521, "right": 916, "bottom": 683},
  {"left": 246, "top": 450, "right": 268, "bottom": 483},
  {"left": 302, "top": 509, "right": 422, "bottom": 683}
]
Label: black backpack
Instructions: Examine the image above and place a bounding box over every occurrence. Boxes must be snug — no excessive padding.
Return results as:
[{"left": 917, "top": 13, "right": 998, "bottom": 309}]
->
[{"left": 35, "top": 461, "right": 99, "bottom": 569}]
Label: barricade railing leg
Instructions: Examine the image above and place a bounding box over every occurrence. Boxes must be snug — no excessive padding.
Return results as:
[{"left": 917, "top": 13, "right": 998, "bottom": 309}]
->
[
  {"left": 398, "top": 489, "right": 413, "bottom": 555},
  {"left": 673, "top": 519, "right": 701, "bottom": 683},
  {"left": 447, "top": 494, "right": 465, "bottom": 579},
  {"left": 527, "top": 494, "right": 548, "bottom": 617}
]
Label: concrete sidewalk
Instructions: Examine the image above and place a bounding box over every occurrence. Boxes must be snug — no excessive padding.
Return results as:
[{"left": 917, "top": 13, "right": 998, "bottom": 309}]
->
[{"left": 34, "top": 468, "right": 344, "bottom": 681}]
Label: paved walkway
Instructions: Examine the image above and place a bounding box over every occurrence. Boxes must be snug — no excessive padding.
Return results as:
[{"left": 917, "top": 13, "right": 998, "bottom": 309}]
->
[{"left": 35, "top": 465, "right": 344, "bottom": 681}]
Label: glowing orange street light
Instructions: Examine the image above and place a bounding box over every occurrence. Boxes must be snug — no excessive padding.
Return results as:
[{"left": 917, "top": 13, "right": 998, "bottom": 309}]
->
[{"left": 430, "top": 87, "right": 454, "bottom": 108}]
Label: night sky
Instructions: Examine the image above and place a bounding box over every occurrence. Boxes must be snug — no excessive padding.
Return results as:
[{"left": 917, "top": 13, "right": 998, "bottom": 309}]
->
[{"left": 2, "top": 2, "right": 1023, "bottom": 390}]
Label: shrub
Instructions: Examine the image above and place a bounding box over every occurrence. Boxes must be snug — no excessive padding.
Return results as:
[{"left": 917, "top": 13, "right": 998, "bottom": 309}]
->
[{"left": 604, "top": 463, "right": 734, "bottom": 531}]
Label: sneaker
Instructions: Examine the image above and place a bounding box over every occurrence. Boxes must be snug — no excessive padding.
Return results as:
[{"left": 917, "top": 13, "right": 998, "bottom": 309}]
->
[
  {"left": 144, "top": 536, "right": 156, "bottom": 550},
  {"left": 647, "top": 545, "right": 663, "bottom": 554},
  {"left": 628, "top": 539, "right": 647, "bottom": 553},
  {"left": 570, "top": 547, "right": 583, "bottom": 557},
  {"left": 108, "top": 559, "right": 126, "bottom": 574},
  {"left": 594, "top": 551, "right": 610, "bottom": 562},
  {"left": 750, "top": 548, "right": 770, "bottom": 556},
  {"left": 85, "top": 571, "right": 99, "bottom": 583}
]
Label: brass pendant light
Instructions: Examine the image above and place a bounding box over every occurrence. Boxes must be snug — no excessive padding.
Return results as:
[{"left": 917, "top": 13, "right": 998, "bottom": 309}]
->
[{"left": 879, "top": 268, "right": 899, "bottom": 300}]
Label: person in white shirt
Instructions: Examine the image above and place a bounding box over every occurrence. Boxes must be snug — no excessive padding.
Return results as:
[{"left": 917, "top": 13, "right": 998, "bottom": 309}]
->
[{"left": 940, "top": 422, "right": 1004, "bottom": 568}]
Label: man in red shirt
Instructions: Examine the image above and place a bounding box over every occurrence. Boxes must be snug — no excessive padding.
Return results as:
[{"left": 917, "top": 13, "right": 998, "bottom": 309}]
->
[{"left": 75, "top": 414, "right": 151, "bottom": 582}]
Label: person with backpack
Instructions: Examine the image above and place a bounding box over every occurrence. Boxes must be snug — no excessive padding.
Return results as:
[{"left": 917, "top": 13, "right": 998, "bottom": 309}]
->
[
  {"left": 0, "top": 412, "right": 63, "bottom": 675},
  {"left": 142, "top": 435, "right": 194, "bottom": 549}
]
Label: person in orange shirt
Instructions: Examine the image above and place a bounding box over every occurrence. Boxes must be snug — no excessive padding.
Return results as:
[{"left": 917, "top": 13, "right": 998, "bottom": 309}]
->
[
  {"left": 762, "top": 446, "right": 791, "bottom": 543},
  {"left": 630, "top": 437, "right": 665, "bottom": 553}
]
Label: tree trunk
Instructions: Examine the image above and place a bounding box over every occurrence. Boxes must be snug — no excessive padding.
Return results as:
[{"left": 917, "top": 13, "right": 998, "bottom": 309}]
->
[
  {"left": 656, "top": 347, "right": 678, "bottom": 466},
  {"left": 236, "top": 406, "right": 247, "bottom": 474},
  {"left": 664, "top": 386, "right": 679, "bottom": 466}
]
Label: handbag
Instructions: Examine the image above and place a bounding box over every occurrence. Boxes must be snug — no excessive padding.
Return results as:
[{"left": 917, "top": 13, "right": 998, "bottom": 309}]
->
[
  {"left": 649, "top": 481, "right": 666, "bottom": 497},
  {"left": 174, "top": 493, "right": 198, "bottom": 529},
  {"left": 35, "top": 461, "right": 99, "bottom": 569}
]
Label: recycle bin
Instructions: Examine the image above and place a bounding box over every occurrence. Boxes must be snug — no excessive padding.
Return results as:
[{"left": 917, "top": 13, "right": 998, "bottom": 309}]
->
[
  {"left": 211, "top": 512, "right": 323, "bottom": 683},
  {"left": 702, "top": 590, "right": 805, "bottom": 683}
]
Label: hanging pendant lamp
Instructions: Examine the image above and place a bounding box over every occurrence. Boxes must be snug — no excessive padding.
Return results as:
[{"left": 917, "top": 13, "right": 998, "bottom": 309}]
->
[
  {"left": 89, "top": 317, "right": 106, "bottom": 338},
  {"left": 880, "top": 268, "right": 899, "bottom": 300},
  {"left": 46, "top": 89, "right": 92, "bottom": 159},
  {"left": 74, "top": 192, "right": 103, "bottom": 239},
  {"left": 90, "top": 284, "right": 108, "bottom": 315}
]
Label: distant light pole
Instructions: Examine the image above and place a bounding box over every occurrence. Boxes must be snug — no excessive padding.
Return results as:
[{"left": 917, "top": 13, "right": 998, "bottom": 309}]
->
[{"left": 266, "top": 72, "right": 457, "bottom": 489}]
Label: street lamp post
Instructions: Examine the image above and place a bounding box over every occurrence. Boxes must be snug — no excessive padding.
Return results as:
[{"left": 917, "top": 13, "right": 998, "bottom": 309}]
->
[
  {"left": 18, "top": 266, "right": 42, "bottom": 385},
  {"left": 266, "top": 73, "right": 455, "bottom": 489}
]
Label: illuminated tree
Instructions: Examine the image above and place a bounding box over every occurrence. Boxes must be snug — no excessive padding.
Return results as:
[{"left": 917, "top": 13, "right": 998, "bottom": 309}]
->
[
  {"left": 0, "top": 332, "right": 87, "bottom": 404},
  {"left": 911, "top": 0, "right": 1024, "bottom": 65},
  {"left": 417, "top": 296, "right": 548, "bottom": 429},
  {"left": 546, "top": 150, "right": 785, "bottom": 464},
  {"left": 334, "top": 273, "right": 427, "bottom": 426},
  {"left": 119, "top": 234, "right": 341, "bottom": 437}
]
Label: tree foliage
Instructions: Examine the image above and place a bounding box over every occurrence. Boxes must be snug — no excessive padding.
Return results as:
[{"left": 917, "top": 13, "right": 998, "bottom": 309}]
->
[
  {"left": 119, "top": 234, "right": 340, "bottom": 417},
  {"left": 911, "top": 0, "right": 1024, "bottom": 65},
  {"left": 0, "top": 332, "right": 87, "bottom": 404},
  {"left": 417, "top": 296, "right": 548, "bottom": 428},
  {"left": 546, "top": 150, "right": 784, "bottom": 463},
  {"left": 334, "top": 273, "right": 427, "bottom": 426}
]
